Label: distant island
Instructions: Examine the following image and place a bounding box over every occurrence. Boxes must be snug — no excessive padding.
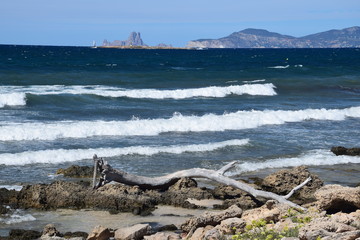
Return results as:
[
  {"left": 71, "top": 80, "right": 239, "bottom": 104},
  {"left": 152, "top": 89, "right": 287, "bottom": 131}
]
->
[
  {"left": 101, "top": 32, "right": 177, "bottom": 49},
  {"left": 99, "top": 27, "right": 360, "bottom": 49},
  {"left": 186, "top": 26, "right": 360, "bottom": 48}
]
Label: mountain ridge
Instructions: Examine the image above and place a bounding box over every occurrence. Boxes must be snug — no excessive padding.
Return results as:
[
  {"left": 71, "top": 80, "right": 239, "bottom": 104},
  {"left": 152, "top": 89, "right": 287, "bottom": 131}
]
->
[{"left": 187, "top": 26, "right": 360, "bottom": 48}]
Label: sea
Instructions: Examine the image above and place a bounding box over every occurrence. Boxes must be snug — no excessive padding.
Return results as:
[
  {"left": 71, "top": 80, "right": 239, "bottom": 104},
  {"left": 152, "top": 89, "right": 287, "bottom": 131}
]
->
[{"left": 0, "top": 45, "right": 359, "bottom": 233}]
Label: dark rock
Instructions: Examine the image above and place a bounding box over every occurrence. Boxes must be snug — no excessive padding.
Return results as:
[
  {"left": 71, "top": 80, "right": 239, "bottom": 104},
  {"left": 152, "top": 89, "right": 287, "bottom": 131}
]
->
[
  {"left": 260, "top": 166, "right": 324, "bottom": 204},
  {"left": 0, "top": 205, "right": 9, "bottom": 215},
  {"left": 63, "top": 231, "right": 88, "bottom": 239},
  {"left": 212, "top": 183, "right": 264, "bottom": 210},
  {"left": 160, "top": 178, "right": 213, "bottom": 209},
  {"left": 0, "top": 188, "right": 18, "bottom": 207},
  {"left": 157, "top": 224, "right": 178, "bottom": 232},
  {"left": 56, "top": 165, "right": 94, "bottom": 178},
  {"left": 16, "top": 181, "right": 156, "bottom": 214},
  {"left": 8, "top": 229, "right": 41, "bottom": 240},
  {"left": 331, "top": 146, "right": 360, "bottom": 156}
]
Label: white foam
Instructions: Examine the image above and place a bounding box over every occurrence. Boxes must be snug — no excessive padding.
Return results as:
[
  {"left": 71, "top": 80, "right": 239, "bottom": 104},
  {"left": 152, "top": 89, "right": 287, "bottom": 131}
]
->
[
  {"left": 242, "top": 79, "right": 266, "bottom": 83},
  {"left": 0, "top": 139, "right": 249, "bottom": 165},
  {"left": 0, "top": 106, "right": 359, "bottom": 141},
  {"left": 0, "top": 83, "right": 277, "bottom": 100},
  {"left": 0, "top": 210, "right": 36, "bottom": 224},
  {"left": 0, "top": 93, "right": 26, "bottom": 108},
  {"left": 231, "top": 149, "right": 360, "bottom": 174},
  {"left": 0, "top": 185, "right": 23, "bottom": 191},
  {"left": 268, "top": 65, "right": 289, "bottom": 69}
]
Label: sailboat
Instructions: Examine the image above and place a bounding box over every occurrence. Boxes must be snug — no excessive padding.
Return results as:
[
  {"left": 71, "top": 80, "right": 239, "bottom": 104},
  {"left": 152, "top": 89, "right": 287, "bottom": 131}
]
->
[{"left": 91, "top": 41, "right": 97, "bottom": 48}]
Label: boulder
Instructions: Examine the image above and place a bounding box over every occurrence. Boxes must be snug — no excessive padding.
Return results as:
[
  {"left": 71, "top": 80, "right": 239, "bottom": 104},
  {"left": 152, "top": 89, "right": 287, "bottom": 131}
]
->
[
  {"left": 42, "top": 224, "right": 61, "bottom": 237},
  {"left": 180, "top": 204, "right": 243, "bottom": 232},
  {"left": 114, "top": 224, "right": 151, "bottom": 240},
  {"left": 314, "top": 185, "right": 360, "bottom": 214},
  {"left": 215, "top": 217, "right": 246, "bottom": 235},
  {"left": 261, "top": 166, "right": 323, "bottom": 204},
  {"left": 203, "top": 227, "right": 224, "bottom": 240},
  {"left": 188, "top": 225, "right": 214, "bottom": 240},
  {"left": 331, "top": 146, "right": 360, "bottom": 156},
  {"left": 87, "top": 225, "right": 112, "bottom": 240}
]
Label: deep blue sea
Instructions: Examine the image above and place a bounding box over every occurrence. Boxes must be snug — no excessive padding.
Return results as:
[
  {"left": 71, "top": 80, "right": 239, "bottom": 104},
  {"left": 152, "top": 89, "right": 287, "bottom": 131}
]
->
[{"left": 0, "top": 46, "right": 359, "bottom": 193}]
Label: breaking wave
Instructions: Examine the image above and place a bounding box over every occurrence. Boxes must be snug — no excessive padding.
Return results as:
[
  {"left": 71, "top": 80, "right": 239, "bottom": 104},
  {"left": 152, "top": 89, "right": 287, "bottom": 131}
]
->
[
  {"left": 231, "top": 149, "right": 360, "bottom": 174},
  {"left": 0, "top": 139, "right": 249, "bottom": 165},
  {"left": 0, "top": 209, "right": 36, "bottom": 224},
  {"left": 268, "top": 65, "right": 290, "bottom": 69},
  {"left": 0, "top": 106, "right": 359, "bottom": 141},
  {"left": 0, "top": 83, "right": 277, "bottom": 103},
  {"left": 0, "top": 93, "right": 27, "bottom": 107}
]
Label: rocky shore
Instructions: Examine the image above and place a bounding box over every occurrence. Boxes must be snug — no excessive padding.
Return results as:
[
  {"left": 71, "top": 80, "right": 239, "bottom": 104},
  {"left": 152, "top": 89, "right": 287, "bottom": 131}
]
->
[{"left": 1, "top": 156, "right": 360, "bottom": 239}]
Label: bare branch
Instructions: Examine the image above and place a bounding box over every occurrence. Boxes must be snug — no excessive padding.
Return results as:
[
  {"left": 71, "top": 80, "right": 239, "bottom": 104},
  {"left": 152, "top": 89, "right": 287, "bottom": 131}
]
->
[
  {"left": 217, "top": 161, "right": 237, "bottom": 175},
  {"left": 284, "top": 177, "right": 312, "bottom": 199},
  {"left": 93, "top": 156, "right": 308, "bottom": 210}
]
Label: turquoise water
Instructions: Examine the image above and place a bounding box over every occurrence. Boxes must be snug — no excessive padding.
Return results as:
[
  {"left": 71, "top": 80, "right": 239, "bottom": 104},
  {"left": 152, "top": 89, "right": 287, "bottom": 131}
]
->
[{"left": 0, "top": 45, "right": 359, "bottom": 186}]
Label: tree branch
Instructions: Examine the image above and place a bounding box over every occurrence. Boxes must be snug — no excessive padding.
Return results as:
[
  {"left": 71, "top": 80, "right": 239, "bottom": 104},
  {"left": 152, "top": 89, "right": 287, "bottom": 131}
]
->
[{"left": 93, "top": 155, "right": 309, "bottom": 210}]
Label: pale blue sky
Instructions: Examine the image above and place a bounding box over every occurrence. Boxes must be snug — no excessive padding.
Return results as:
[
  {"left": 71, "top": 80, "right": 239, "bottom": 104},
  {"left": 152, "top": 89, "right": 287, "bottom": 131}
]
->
[{"left": 1, "top": 0, "right": 359, "bottom": 47}]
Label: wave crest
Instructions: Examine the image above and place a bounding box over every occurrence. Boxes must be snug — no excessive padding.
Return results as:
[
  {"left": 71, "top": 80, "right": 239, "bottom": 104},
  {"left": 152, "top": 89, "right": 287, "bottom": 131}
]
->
[
  {"left": 0, "top": 106, "right": 359, "bottom": 141},
  {"left": 1, "top": 83, "right": 277, "bottom": 101},
  {"left": 0, "top": 139, "right": 249, "bottom": 165},
  {"left": 231, "top": 149, "right": 360, "bottom": 174}
]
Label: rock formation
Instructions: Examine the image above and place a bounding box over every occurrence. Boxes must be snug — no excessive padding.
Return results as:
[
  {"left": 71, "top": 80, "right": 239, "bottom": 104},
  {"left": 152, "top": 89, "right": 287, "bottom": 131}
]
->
[
  {"left": 187, "top": 26, "right": 360, "bottom": 48},
  {"left": 103, "top": 32, "right": 147, "bottom": 47},
  {"left": 331, "top": 146, "right": 360, "bottom": 156}
]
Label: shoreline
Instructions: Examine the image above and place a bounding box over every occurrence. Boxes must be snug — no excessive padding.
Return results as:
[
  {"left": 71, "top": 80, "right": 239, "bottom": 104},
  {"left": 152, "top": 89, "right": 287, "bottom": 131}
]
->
[{"left": 1, "top": 159, "right": 359, "bottom": 239}]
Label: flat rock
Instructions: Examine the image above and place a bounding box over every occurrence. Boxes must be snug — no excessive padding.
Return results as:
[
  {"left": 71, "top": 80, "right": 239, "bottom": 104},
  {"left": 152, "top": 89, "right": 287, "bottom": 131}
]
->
[
  {"left": 114, "top": 224, "right": 151, "bottom": 240},
  {"left": 144, "top": 232, "right": 181, "bottom": 240},
  {"left": 180, "top": 204, "right": 243, "bottom": 232},
  {"left": 241, "top": 200, "right": 291, "bottom": 224},
  {"left": 298, "top": 217, "right": 358, "bottom": 240}
]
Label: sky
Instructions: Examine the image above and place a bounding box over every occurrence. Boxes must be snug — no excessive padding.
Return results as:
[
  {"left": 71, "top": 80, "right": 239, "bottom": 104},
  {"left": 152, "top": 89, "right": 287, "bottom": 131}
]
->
[{"left": 1, "top": 0, "right": 359, "bottom": 47}]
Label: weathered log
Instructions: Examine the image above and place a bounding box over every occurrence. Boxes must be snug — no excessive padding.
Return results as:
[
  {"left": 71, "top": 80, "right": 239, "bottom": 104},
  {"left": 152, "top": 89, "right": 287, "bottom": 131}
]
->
[{"left": 92, "top": 155, "right": 311, "bottom": 210}]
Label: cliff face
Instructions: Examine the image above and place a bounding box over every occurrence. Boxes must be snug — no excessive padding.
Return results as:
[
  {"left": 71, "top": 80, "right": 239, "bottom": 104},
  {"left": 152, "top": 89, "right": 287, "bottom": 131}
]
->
[
  {"left": 186, "top": 27, "right": 360, "bottom": 48},
  {"left": 103, "top": 32, "right": 147, "bottom": 47}
]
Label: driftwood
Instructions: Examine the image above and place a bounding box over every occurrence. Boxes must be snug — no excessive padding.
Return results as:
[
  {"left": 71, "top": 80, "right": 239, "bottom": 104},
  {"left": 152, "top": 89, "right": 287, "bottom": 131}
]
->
[{"left": 92, "top": 155, "right": 311, "bottom": 210}]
